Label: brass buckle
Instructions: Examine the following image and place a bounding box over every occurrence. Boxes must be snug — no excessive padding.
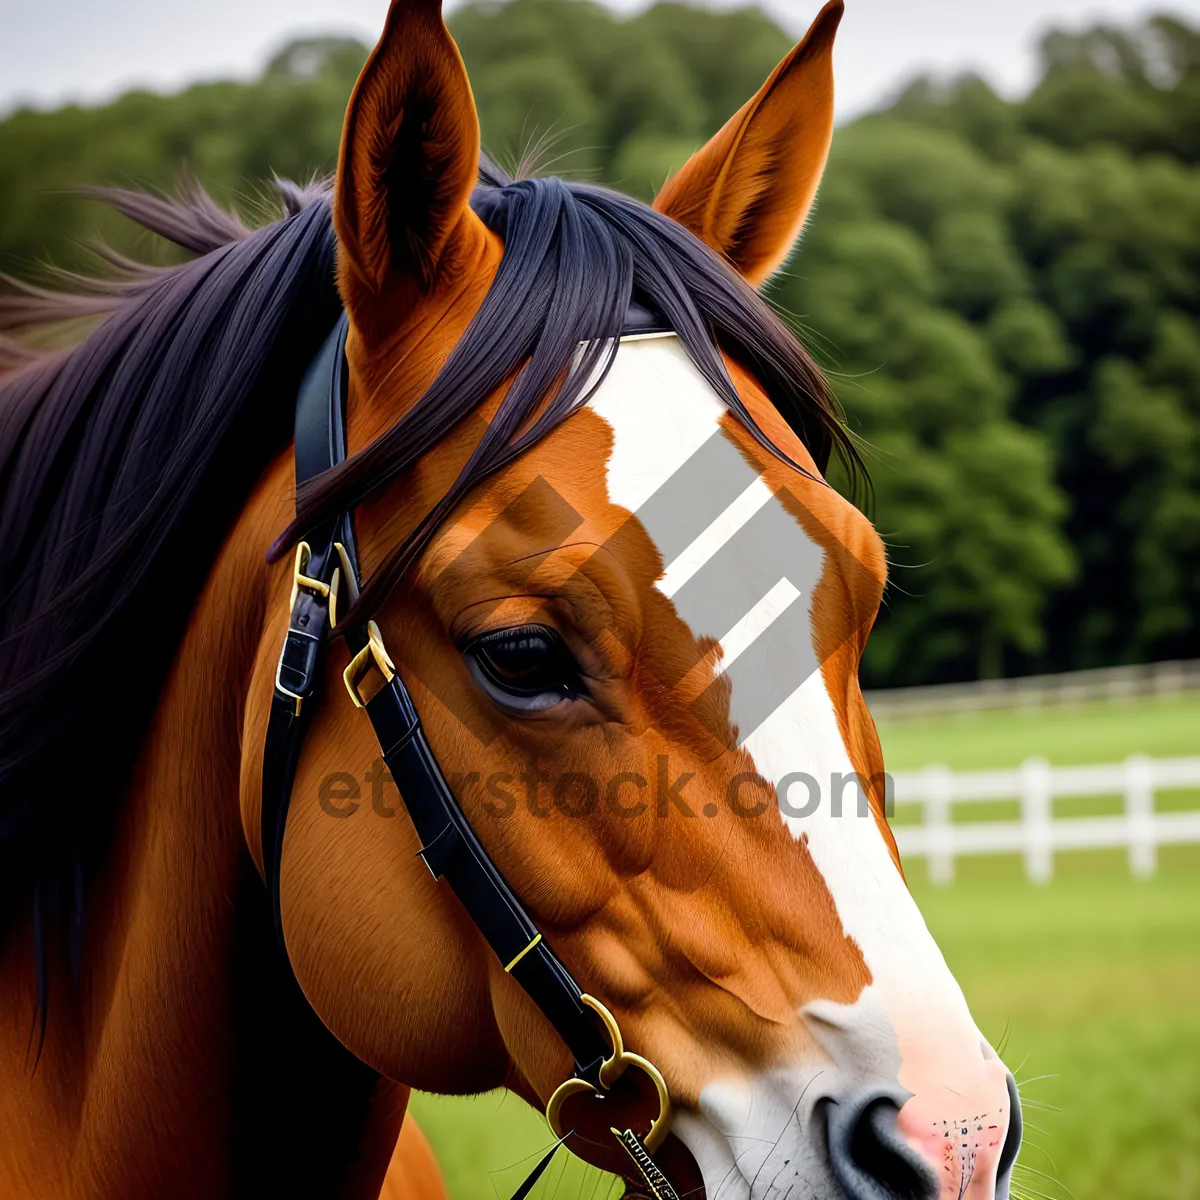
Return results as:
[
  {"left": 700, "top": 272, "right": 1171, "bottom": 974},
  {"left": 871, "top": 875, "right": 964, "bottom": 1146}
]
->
[
  {"left": 545, "top": 994, "right": 672, "bottom": 1155},
  {"left": 290, "top": 547, "right": 343, "bottom": 619},
  {"left": 332, "top": 541, "right": 359, "bottom": 621},
  {"left": 277, "top": 541, "right": 345, "bottom": 715},
  {"left": 342, "top": 620, "right": 396, "bottom": 708}
]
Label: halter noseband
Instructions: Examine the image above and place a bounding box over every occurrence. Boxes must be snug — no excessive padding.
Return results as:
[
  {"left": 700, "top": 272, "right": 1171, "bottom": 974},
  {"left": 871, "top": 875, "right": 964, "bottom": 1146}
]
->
[{"left": 260, "top": 313, "right": 681, "bottom": 1200}]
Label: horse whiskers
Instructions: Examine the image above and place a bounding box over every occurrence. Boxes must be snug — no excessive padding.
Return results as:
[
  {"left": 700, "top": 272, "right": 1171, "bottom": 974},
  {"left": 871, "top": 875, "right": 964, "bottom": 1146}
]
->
[
  {"left": 711, "top": 1136, "right": 775, "bottom": 1200},
  {"left": 1009, "top": 1180, "right": 1067, "bottom": 1200},
  {"left": 1013, "top": 1073, "right": 1059, "bottom": 1088},
  {"left": 1016, "top": 1136, "right": 1059, "bottom": 1173},
  {"left": 994, "top": 1017, "right": 1014, "bottom": 1059},
  {"left": 1009, "top": 1050, "right": 1032, "bottom": 1080},
  {"left": 1012, "top": 1160, "right": 1071, "bottom": 1188},
  {"left": 708, "top": 1072, "right": 823, "bottom": 1200},
  {"left": 1011, "top": 1160, "right": 1075, "bottom": 1200}
]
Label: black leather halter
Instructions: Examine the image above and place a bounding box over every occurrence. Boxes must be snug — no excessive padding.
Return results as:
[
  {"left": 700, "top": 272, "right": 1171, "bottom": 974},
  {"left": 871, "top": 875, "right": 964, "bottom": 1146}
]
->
[{"left": 260, "top": 314, "right": 680, "bottom": 1200}]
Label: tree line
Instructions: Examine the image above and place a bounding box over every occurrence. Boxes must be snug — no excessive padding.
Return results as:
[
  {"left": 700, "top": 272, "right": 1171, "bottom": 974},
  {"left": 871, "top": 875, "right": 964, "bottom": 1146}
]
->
[{"left": 2, "top": 1, "right": 1198, "bottom": 686}]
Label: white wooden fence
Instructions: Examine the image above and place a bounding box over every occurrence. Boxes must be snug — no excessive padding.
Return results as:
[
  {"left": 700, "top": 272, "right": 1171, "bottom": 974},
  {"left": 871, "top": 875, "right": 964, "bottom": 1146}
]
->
[
  {"left": 890, "top": 755, "right": 1200, "bottom": 884},
  {"left": 865, "top": 658, "right": 1200, "bottom": 722}
]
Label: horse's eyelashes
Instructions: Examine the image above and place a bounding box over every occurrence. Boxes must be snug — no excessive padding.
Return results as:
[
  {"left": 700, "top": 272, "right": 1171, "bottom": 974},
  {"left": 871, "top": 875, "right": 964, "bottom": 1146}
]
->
[
  {"left": 464, "top": 624, "right": 583, "bottom": 714},
  {"left": 484, "top": 633, "right": 551, "bottom": 678}
]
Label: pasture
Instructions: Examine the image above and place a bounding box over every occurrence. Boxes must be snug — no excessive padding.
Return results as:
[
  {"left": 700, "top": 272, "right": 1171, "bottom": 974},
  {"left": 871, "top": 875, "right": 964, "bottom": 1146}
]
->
[
  {"left": 875, "top": 690, "right": 1200, "bottom": 772},
  {"left": 411, "top": 870, "right": 1200, "bottom": 1200},
  {"left": 410, "top": 691, "right": 1200, "bottom": 1200}
]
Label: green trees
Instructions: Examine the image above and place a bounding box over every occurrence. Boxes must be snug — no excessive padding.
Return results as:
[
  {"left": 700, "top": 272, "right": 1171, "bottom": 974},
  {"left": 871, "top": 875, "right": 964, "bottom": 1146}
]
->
[
  {"left": 0, "top": 36, "right": 367, "bottom": 270},
  {"left": 449, "top": 0, "right": 789, "bottom": 184},
  {"left": 774, "top": 121, "right": 1076, "bottom": 683},
  {"left": 2, "top": 1, "right": 1198, "bottom": 684},
  {"left": 772, "top": 18, "right": 1200, "bottom": 683},
  {"left": 1002, "top": 138, "right": 1200, "bottom": 673}
]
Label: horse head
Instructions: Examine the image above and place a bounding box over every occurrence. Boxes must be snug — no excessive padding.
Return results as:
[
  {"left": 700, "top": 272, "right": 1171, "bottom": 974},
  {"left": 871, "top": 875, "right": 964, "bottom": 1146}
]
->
[{"left": 243, "top": 2, "right": 1022, "bottom": 1197}]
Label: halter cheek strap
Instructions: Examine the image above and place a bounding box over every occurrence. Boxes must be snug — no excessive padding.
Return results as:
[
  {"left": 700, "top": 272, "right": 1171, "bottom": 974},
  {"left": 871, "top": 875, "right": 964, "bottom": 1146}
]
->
[{"left": 259, "top": 315, "right": 679, "bottom": 1200}]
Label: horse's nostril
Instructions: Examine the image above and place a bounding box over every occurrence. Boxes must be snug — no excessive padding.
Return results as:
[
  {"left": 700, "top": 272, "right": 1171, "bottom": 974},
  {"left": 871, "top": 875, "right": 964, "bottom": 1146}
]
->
[
  {"left": 995, "top": 1073, "right": 1024, "bottom": 1198},
  {"left": 823, "top": 1092, "right": 939, "bottom": 1200}
]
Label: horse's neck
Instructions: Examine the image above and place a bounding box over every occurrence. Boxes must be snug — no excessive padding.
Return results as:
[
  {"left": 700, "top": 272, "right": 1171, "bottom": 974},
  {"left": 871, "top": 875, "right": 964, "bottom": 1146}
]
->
[{"left": 0, "top": 454, "right": 403, "bottom": 1200}]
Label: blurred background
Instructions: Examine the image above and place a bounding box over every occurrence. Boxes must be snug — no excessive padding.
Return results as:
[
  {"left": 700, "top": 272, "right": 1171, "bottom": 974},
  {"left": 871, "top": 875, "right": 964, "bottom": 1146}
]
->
[{"left": 2, "top": 1, "right": 1198, "bottom": 1197}]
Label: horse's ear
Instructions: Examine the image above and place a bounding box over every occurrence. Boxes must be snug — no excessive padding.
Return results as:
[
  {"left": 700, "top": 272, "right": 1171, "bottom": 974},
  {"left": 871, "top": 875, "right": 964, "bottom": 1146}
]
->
[
  {"left": 335, "top": 0, "right": 482, "bottom": 309},
  {"left": 653, "top": 0, "right": 843, "bottom": 288}
]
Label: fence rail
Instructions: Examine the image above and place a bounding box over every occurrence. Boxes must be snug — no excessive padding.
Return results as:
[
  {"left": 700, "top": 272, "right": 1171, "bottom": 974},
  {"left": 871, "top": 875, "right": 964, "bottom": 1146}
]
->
[
  {"left": 890, "top": 755, "right": 1200, "bottom": 884},
  {"left": 865, "top": 658, "right": 1200, "bottom": 722}
]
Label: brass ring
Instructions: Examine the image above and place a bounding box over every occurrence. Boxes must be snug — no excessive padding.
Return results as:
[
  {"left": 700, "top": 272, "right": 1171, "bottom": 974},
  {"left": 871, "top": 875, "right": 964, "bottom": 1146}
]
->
[
  {"left": 544, "top": 994, "right": 672, "bottom": 1154},
  {"left": 582, "top": 993, "right": 626, "bottom": 1088}
]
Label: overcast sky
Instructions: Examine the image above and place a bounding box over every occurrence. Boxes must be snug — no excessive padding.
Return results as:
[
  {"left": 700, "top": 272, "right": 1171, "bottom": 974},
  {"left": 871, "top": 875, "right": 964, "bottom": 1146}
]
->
[{"left": 3, "top": 0, "right": 1199, "bottom": 121}]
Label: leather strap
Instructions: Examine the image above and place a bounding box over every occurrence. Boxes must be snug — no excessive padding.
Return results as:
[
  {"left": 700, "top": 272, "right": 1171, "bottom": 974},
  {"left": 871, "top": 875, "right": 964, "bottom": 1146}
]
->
[
  {"left": 348, "top": 644, "right": 609, "bottom": 1076},
  {"left": 260, "top": 312, "right": 609, "bottom": 1075},
  {"left": 260, "top": 314, "right": 354, "bottom": 938},
  {"left": 260, "top": 307, "right": 680, "bottom": 1197}
]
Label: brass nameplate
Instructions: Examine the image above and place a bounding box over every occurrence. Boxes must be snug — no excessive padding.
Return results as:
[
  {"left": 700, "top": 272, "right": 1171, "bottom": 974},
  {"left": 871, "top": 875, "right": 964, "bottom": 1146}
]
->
[{"left": 613, "top": 1127, "right": 681, "bottom": 1200}]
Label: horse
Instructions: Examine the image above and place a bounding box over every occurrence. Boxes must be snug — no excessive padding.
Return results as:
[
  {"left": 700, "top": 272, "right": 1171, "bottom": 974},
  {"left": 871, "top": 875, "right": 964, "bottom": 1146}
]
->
[{"left": 0, "top": 1, "right": 1024, "bottom": 1197}]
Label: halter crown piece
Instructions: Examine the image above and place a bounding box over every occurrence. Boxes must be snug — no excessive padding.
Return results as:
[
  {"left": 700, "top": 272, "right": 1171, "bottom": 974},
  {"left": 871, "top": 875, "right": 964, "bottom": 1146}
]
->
[{"left": 260, "top": 313, "right": 680, "bottom": 1200}]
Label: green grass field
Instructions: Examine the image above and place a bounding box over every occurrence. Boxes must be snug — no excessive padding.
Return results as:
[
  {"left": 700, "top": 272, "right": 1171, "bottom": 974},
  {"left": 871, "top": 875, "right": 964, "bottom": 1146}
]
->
[
  {"left": 410, "top": 694, "right": 1200, "bottom": 1200},
  {"left": 916, "top": 869, "right": 1200, "bottom": 1200},
  {"left": 875, "top": 691, "right": 1200, "bottom": 771},
  {"left": 879, "top": 692, "right": 1200, "bottom": 874}
]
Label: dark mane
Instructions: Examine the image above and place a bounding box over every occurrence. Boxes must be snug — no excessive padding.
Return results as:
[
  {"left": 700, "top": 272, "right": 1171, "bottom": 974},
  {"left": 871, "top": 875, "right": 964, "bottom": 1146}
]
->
[
  {"left": 275, "top": 166, "right": 861, "bottom": 622},
  {"left": 0, "top": 180, "right": 340, "bottom": 950},
  {"left": 0, "top": 162, "right": 859, "bottom": 966}
]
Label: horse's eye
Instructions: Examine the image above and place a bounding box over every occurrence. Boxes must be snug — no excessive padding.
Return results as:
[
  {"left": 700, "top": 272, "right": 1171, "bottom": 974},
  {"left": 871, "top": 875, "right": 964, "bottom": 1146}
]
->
[{"left": 464, "top": 625, "right": 583, "bottom": 714}]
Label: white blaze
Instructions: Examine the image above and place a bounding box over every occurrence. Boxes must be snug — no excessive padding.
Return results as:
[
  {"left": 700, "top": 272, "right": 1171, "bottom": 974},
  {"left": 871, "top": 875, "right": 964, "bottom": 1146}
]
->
[
  {"left": 588, "top": 336, "right": 997, "bottom": 1197},
  {"left": 657, "top": 477, "right": 774, "bottom": 599},
  {"left": 589, "top": 333, "right": 727, "bottom": 514},
  {"left": 590, "top": 337, "right": 960, "bottom": 993}
]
